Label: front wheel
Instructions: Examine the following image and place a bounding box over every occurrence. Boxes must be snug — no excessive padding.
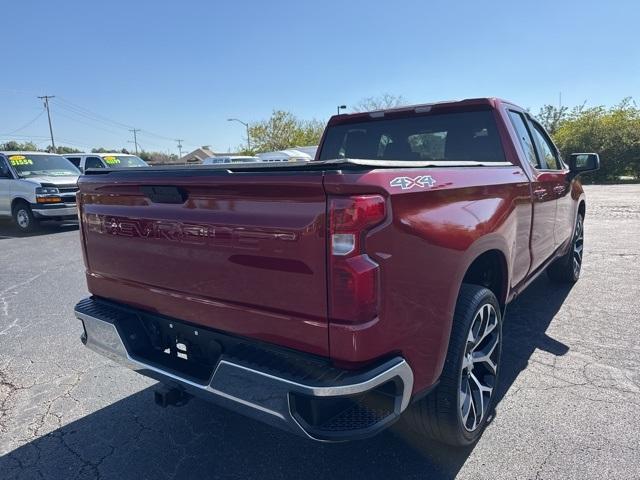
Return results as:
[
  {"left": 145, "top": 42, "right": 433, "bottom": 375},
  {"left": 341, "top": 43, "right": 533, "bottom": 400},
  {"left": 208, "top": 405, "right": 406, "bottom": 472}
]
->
[
  {"left": 404, "top": 284, "right": 502, "bottom": 446},
  {"left": 12, "top": 201, "right": 38, "bottom": 234},
  {"left": 547, "top": 213, "right": 584, "bottom": 283}
]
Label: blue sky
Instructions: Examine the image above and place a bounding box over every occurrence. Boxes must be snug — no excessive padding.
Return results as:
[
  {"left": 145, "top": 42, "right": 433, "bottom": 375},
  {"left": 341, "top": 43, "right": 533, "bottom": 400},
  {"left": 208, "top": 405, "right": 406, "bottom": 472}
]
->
[{"left": 1, "top": 0, "right": 638, "bottom": 154}]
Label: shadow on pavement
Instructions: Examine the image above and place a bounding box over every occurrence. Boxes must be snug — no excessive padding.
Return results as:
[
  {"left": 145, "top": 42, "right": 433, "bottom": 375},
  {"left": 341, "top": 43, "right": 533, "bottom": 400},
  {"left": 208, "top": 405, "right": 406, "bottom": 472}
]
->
[
  {"left": 0, "top": 220, "right": 78, "bottom": 239},
  {"left": 0, "top": 276, "right": 572, "bottom": 480}
]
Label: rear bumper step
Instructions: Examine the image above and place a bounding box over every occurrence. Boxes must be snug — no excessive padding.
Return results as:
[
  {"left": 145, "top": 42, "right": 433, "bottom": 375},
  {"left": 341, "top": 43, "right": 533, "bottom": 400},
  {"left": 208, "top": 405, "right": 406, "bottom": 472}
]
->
[{"left": 74, "top": 297, "right": 413, "bottom": 441}]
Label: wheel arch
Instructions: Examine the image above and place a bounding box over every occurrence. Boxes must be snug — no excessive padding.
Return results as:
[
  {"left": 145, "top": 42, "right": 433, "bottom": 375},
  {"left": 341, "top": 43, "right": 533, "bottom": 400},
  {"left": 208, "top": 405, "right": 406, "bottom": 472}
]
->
[
  {"left": 578, "top": 199, "right": 586, "bottom": 219},
  {"left": 11, "top": 196, "right": 31, "bottom": 212},
  {"left": 460, "top": 249, "right": 509, "bottom": 312}
]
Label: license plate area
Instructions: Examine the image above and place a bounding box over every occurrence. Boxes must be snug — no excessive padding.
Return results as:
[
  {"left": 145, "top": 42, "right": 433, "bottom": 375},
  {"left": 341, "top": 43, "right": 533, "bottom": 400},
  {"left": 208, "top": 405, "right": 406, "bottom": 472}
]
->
[{"left": 117, "top": 311, "right": 222, "bottom": 384}]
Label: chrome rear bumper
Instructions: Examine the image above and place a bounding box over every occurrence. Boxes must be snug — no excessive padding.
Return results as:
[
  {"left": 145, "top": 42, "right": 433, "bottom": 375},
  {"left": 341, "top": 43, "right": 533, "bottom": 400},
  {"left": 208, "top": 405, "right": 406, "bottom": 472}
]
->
[{"left": 75, "top": 297, "right": 414, "bottom": 441}]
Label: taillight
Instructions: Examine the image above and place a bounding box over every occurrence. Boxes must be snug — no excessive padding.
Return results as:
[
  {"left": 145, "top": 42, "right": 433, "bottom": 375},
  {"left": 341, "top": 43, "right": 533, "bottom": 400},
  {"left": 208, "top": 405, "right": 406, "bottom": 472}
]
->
[{"left": 328, "top": 195, "right": 386, "bottom": 323}]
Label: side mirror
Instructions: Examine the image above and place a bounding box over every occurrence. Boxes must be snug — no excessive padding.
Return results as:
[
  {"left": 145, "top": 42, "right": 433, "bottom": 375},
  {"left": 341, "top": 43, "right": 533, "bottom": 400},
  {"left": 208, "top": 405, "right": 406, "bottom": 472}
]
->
[{"left": 569, "top": 153, "right": 600, "bottom": 174}]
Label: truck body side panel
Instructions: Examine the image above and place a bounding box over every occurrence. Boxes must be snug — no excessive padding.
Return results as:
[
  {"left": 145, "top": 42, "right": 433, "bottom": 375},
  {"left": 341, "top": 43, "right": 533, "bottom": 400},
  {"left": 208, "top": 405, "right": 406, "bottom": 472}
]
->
[{"left": 324, "top": 166, "right": 532, "bottom": 392}]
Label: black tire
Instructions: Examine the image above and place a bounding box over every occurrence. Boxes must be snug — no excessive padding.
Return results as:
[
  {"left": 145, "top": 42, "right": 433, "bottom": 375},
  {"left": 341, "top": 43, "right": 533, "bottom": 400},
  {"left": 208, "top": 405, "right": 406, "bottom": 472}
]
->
[
  {"left": 547, "top": 213, "right": 584, "bottom": 283},
  {"left": 404, "top": 284, "right": 502, "bottom": 446},
  {"left": 12, "top": 201, "right": 38, "bottom": 234}
]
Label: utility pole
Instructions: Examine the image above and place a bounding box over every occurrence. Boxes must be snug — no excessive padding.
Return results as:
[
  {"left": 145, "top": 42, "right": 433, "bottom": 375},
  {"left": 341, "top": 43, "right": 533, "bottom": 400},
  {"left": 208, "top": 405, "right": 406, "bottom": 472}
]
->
[
  {"left": 38, "top": 95, "right": 56, "bottom": 152},
  {"left": 129, "top": 129, "right": 140, "bottom": 155},
  {"left": 175, "top": 139, "right": 184, "bottom": 158}
]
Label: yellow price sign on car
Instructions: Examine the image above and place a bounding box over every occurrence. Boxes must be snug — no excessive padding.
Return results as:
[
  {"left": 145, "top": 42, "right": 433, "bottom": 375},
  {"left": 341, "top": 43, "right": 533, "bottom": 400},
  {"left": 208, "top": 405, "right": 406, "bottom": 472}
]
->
[
  {"left": 8, "top": 155, "right": 33, "bottom": 166},
  {"left": 103, "top": 156, "right": 121, "bottom": 165}
]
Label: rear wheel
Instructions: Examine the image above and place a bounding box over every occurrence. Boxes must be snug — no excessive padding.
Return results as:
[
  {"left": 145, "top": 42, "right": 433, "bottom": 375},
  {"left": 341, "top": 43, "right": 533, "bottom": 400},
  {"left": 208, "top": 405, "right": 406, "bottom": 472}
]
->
[
  {"left": 12, "top": 201, "right": 38, "bottom": 234},
  {"left": 547, "top": 213, "right": 584, "bottom": 283},
  {"left": 405, "top": 284, "right": 502, "bottom": 446}
]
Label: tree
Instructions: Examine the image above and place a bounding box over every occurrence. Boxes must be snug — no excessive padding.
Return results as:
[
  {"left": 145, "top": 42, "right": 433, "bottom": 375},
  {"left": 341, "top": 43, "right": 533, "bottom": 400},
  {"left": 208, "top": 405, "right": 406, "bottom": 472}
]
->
[
  {"left": 54, "top": 145, "right": 82, "bottom": 154},
  {"left": 0, "top": 141, "right": 39, "bottom": 151},
  {"left": 246, "top": 110, "right": 325, "bottom": 153},
  {"left": 138, "top": 150, "right": 178, "bottom": 164},
  {"left": 536, "top": 104, "right": 570, "bottom": 135},
  {"left": 553, "top": 98, "right": 640, "bottom": 182},
  {"left": 352, "top": 93, "right": 408, "bottom": 112}
]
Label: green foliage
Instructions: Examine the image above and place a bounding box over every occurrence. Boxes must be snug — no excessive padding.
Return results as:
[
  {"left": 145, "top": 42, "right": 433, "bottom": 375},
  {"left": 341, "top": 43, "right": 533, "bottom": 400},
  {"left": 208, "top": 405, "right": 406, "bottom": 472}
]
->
[
  {"left": 0, "top": 140, "right": 40, "bottom": 151},
  {"left": 138, "top": 150, "right": 179, "bottom": 164},
  {"left": 54, "top": 146, "right": 82, "bottom": 154},
  {"left": 247, "top": 110, "right": 325, "bottom": 153},
  {"left": 552, "top": 98, "right": 640, "bottom": 182},
  {"left": 536, "top": 104, "right": 570, "bottom": 135}
]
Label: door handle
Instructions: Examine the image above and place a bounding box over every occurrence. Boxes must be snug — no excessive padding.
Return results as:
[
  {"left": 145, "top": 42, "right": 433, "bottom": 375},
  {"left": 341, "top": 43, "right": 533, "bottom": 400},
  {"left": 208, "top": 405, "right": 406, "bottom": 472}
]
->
[
  {"left": 553, "top": 185, "right": 566, "bottom": 194},
  {"left": 533, "top": 188, "right": 547, "bottom": 199}
]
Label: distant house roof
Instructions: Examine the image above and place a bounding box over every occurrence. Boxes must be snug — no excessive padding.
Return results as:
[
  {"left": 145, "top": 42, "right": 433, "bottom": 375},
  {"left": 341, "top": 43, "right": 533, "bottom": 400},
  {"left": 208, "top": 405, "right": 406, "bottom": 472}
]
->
[{"left": 179, "top": 147, "right": 216, "bottom": 164}]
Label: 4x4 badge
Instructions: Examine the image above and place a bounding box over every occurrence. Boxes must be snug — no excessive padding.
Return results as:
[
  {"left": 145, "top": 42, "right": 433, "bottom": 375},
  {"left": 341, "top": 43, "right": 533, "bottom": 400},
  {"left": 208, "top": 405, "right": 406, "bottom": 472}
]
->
[{"left": 390, "top": 175, "right": 436, "bottom": 190}]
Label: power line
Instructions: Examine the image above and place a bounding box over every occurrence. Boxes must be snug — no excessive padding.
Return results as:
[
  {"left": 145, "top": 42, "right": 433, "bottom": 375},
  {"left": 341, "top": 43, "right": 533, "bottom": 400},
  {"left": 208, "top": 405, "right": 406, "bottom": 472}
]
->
[
  {"left": 37, "top": 95, "right": 56, "bottom": 151},
  {"left": 1, "top": 109, "right": 46, "bottom": 136},
  {"left": 53, "top": 110, "right": 127, "bottom": 138},
  {"left": 53, "top": 102, "right": 130, "bottom": 132},
  {"left": 54, "top": 96, "right": 134, "bottom": 130},
  {"left": 54, "top": 96, "right": 193, "bottom": 145}
]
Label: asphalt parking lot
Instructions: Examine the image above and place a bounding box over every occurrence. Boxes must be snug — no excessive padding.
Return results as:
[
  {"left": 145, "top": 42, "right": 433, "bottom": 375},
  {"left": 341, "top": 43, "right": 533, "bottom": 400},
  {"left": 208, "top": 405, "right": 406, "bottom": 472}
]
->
[{"left": 0, "top": 184, "right": 638, "bottom": 480}]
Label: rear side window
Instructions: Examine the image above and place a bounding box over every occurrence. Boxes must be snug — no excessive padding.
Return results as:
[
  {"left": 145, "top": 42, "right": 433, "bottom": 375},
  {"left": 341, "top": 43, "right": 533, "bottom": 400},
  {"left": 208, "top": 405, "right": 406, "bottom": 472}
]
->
[
  {"left": 318, "top": 110, "right": 506, "bottom": 162},
  {"left": 66, "top": 157, "right": 81, "bottom": 167},
  {"left": 508, "top": 111, "right": 540, "bottom": 169},
  {"left": 85, "top": 157, "right": 105, "bottom": 169}
]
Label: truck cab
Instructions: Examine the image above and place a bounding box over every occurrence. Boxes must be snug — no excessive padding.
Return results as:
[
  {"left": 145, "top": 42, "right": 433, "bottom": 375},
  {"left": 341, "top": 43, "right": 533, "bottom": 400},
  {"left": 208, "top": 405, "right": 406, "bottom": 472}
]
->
[
  {"left": 0, "top": 151, "right": 80, "bottom": 232},
  {"left": 64, "top": 153, "right": 149, "bottom": 172}
]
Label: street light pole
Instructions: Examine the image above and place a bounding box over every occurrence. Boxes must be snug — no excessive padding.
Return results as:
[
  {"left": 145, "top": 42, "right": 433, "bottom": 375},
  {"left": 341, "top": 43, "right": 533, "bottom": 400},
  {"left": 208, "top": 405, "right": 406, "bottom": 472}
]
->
[
  {"left": 227, "top": 118, "right": 250, "bottom": 151},
  {"left": 337, "top": 105, "right": 347, "bottom": 115}
]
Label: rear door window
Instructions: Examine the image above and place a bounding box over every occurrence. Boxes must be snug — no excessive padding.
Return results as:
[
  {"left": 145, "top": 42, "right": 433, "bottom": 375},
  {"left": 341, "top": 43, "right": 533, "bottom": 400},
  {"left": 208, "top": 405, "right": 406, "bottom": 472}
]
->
[
  {"left": 66, "top": 157, "right": 81, "bottom": 167},
  {"left": 319, "top": 110, "right": 506, "bottom": 162}
]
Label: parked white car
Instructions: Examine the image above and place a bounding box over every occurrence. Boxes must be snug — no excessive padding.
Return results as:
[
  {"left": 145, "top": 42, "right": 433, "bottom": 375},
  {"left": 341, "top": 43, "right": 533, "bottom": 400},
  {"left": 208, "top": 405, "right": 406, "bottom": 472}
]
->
[
  {"left": 64, "top": 153, "right": 148, "bottom": 172},
  {"left": 257, "top": 148, "right": 315, "bottom": 163},
  {"left": 0, "top": 151, "right": 80, "bottom": 232},
  {"left": 202, "top": 155, "right": 259, "bottom": 165}
]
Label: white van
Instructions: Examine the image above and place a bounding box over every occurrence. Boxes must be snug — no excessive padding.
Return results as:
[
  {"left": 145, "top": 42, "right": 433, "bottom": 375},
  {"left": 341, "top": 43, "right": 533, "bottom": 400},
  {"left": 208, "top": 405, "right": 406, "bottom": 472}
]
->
[
  {"left": 64, "top": 153, "right": 148, "bottom": 172},
  {"left": 0, "top": 151, "right": 80, "bottom": 232}
]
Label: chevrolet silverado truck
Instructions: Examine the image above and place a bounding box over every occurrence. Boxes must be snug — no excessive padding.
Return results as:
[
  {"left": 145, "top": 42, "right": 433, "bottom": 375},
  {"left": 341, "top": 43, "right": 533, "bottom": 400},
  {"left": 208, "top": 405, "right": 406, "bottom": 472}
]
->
[
  {"left": 74, "top": 98, "right": 599, "bottom": 446},
  {"left": 0, "top": 151, "right": 80, "bottom": 233}
]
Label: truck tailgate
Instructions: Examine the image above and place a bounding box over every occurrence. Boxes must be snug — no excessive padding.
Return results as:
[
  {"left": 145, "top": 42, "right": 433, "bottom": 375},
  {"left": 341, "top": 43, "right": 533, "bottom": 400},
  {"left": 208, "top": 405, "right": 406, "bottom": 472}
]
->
[{"left": 77, "top": 170, "right": 329, "bottom": 355}]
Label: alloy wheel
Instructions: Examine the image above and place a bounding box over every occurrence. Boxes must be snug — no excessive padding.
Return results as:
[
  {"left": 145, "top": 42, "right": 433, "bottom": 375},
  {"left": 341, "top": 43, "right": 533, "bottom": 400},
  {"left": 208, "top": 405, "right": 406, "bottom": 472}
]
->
[
  {"left": 459, "top": 303, "right": 500, "bottom": 432},
  {"left": 573, "top": 217, "right": 584, "bottom": 277}
]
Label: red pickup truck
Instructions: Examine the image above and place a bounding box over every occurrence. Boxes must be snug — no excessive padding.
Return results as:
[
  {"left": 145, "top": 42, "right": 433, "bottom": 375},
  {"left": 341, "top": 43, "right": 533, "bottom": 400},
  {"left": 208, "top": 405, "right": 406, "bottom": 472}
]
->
[{"left": 74, "top": 98, "right": 599, "bottom": 446}]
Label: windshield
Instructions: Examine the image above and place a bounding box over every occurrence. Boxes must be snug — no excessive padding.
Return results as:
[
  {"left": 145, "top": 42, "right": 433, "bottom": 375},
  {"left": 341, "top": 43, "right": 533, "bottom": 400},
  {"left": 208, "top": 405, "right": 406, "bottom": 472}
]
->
[
  {"left": 318, "top": 109, "right": 506, "bottom": 163},
  {"left": 102, "top": 155, "right": 148, "bottom": 168},
  {"left": 7, "top": 154, "right": 80, "bottom": 177}
]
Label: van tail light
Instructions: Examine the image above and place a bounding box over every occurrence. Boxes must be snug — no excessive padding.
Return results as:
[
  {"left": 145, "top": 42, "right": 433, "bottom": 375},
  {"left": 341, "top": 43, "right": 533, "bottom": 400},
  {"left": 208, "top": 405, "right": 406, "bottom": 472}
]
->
[{"left": 328, "top": 195, "right": 386, "bottom": 323}]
